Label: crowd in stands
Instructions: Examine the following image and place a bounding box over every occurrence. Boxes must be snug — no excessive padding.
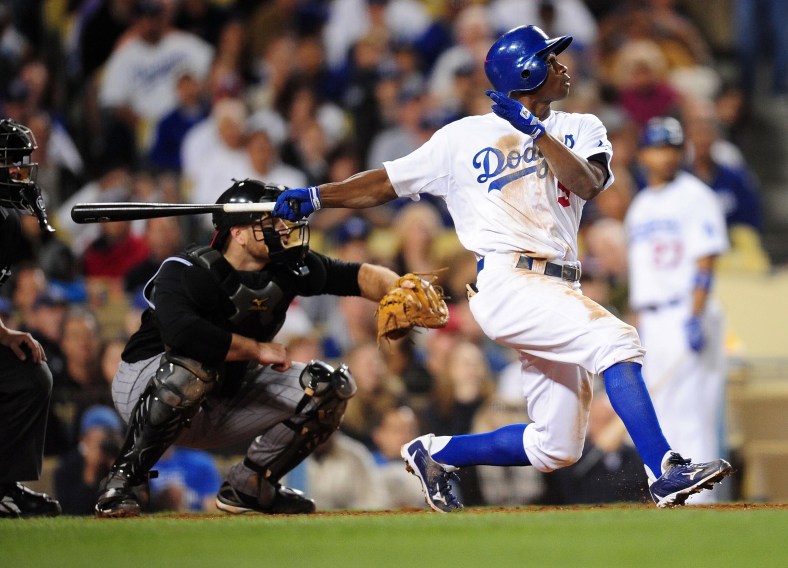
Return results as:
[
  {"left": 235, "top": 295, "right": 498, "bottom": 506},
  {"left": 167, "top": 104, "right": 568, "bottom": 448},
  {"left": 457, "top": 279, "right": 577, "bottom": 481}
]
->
[{"left": 1, "top": 0, "right": 780, "bottom": 513}]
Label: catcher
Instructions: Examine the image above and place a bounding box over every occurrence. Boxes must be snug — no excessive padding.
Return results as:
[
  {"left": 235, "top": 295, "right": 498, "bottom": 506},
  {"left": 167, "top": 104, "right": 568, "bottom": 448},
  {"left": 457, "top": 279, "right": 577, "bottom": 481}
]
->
[{"left": 96, "top": 179, "right": 447, "bottom": 517}]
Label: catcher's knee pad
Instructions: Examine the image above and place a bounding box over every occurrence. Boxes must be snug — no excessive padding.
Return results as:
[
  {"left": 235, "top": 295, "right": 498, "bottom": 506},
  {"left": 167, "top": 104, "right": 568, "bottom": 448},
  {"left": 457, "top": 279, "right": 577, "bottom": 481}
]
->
[
  {"left": 248, "top": 360, "right": 356, "bottom": 483},
  {"left": 110, "top": 354, "right": 220, "bottom": 484},
  {"left": 148, "top": 352, "right": 220, "bottom": 425}
]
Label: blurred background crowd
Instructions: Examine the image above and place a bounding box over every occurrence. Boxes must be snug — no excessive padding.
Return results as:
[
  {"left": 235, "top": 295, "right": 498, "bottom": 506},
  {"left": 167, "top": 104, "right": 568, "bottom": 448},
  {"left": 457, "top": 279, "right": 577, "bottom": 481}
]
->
[{"left": 2, "top": 0, "right": 787, "bottom": 514}]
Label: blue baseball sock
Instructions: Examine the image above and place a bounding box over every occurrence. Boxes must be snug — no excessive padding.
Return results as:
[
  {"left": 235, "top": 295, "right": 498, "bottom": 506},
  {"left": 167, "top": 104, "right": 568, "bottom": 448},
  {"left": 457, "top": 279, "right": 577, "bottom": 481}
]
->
[
  {"left": 603, "top": 361, "right": 671, "bottom": 477},
  {"left": 431, "top": 424, "right": 531, "bottom": 467}
]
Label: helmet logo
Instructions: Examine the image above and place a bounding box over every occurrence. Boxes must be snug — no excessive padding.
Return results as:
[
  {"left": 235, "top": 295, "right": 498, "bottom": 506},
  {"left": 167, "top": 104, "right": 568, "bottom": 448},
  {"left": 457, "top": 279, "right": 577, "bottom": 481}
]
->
[{"left": 250, "top": 297, "right": 269, "bottom": 311}]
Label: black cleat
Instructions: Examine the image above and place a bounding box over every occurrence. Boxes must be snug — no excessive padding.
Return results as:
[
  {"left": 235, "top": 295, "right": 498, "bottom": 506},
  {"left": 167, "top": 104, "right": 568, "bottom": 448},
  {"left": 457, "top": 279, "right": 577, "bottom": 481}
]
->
[
  {"left": 215, "top": 481, "right": 316, "bottom": 515},
  {"left": 0, "top": 483, "right": 61, "bottom": 518},
  {"left": 95, "top": 471, "right": 149, "bottom": 518}
]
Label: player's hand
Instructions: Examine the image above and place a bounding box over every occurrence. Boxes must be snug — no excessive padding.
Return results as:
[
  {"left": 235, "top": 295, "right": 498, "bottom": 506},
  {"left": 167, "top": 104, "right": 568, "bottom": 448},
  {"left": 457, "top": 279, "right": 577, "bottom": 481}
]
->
[
  {"left": 256, "top": 341, "right": 292, "bottom": 372},
  {"left": 273, "top": 186, "right": 321, "bottom": 221},
  {"left": 486, "top": 90, "right": 545, "bottom": 139},
  {"left": 685, "top": 316, "right": 705, "bottom": 352},
  {"left": 0, "top": 326, "right": 46, "bottom": 363}
]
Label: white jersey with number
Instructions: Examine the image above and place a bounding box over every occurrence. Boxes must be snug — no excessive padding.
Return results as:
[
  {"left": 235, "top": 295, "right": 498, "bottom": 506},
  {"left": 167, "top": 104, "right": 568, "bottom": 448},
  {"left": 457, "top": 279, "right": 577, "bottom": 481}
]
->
[
  {"left": 625, "top": 170, "right": 729, "bottom": 502},
  {"left": 383, "top": 111, "right": 614, "bottom": 262},
  {"left": 625, "top": 171, "right": 728, "bottom": 310},
  {"left": 382, "top": 111, "right": 644, "bottom": 475}
]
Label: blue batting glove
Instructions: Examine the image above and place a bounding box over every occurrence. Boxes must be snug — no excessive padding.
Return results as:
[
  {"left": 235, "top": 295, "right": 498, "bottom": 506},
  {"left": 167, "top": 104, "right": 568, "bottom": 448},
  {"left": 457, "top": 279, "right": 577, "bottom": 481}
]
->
[
  {"left": 485, "top": 90, "right": 546, "bottom": 139},
  {"left": 273, "top": 186, "right": 321, "bottom": 221},
  {"left": 685, "top": 316, "right": 705, "bottom": 352}
]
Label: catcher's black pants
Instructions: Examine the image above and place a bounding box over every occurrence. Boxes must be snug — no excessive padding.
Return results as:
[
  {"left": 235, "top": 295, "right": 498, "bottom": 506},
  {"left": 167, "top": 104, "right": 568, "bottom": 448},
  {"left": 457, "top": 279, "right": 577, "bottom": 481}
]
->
[{"left": 0, "top": 345, "right": 52, "bottom": 483}]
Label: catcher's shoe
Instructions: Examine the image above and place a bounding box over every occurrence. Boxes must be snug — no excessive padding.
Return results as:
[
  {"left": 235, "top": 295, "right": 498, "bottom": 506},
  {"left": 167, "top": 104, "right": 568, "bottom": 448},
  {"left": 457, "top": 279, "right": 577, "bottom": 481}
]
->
[
  {"left": 649, "top": 452, "right": 732, "bottom": 507},
  {"left": 0, "top": 483, "right": 61, "bottom": 518},
  {"left": 401, "top": 434, "right": 462, "bottom": 513},
  {"left": 95, "top": 471, "right": 150, "bottom": 518},
  {"left": 215, "top": 482, "right": 316, "bottom": 515}
]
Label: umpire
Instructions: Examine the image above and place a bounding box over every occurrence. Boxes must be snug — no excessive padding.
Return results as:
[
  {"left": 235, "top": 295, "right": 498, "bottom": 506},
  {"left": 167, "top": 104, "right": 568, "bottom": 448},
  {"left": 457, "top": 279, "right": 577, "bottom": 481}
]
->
[
  {"left": 96, "top": 179, "right": 401, "bottom": 517},
  {"left": 0, "top": 118, "right": 61, "bottom": 518}
]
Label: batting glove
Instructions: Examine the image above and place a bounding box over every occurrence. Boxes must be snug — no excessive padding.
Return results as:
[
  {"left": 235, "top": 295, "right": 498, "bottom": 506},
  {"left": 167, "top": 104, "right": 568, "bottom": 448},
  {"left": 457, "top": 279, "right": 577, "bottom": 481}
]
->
[
  {"left": 685, "top": 316, "right": 705, "bottom": 352},
  {"left": 486, "top": 90, "right": 546, "bottom": 139},
  {"left": 273, "top": 186, "right": 321, "bottom": 221}
]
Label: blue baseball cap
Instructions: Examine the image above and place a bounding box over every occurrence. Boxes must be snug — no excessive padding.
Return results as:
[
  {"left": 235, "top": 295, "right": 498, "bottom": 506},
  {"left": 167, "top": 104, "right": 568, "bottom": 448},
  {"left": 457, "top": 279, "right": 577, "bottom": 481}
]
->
[
  {"left": 80, "top": 405, "right": 123, "bottom": 435},
  {"left": 639, "top": 117, "right": 684, "bottom": 148}
]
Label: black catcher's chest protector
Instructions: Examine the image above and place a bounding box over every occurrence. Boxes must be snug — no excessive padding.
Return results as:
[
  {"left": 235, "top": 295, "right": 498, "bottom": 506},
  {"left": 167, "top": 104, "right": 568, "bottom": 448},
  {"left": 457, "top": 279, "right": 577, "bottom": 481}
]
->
[{"left": 186, "top": 245, "right": 293, "bottom": 334}]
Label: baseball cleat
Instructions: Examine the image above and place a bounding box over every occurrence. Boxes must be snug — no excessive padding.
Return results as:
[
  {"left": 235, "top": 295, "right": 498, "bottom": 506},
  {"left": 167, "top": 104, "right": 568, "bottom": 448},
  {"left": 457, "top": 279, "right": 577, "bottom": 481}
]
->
[
  {"left": 401, "top": 434, "right": 462, "bottom": 513},
  {"left": 0, "top": 483, "right": 61, "bottom": 518},
  {"left": 215, "top": 482, "right": 316, "bottom": 515},
  {"left": 95, "top": 471, "right": 148, "bottom": 518},
  {"left": 649, "top": 452, "right": 732, "bottom": 507}
]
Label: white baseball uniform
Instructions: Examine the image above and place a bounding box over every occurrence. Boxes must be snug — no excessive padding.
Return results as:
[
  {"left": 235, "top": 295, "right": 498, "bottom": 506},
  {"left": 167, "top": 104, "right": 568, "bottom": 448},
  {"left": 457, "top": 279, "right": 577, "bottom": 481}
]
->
[
  {"left": 625, "top": 171, "right": 729, "bottom": 502},
  {"left": 383, "top": 111, "right": 645, "bottom": 473}
]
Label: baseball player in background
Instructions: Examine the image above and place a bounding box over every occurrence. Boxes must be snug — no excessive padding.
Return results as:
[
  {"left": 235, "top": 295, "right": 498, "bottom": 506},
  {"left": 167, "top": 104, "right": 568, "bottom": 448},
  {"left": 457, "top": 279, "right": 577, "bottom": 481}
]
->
[
  {"left": 95, "top": 179, "right": 402, "bottom": 517},
  {"left": 274, "top": 25, "right": 732, "bottom": 511},
  {"left": 626, "top": 117, "right": 729, "bottom": 503}
]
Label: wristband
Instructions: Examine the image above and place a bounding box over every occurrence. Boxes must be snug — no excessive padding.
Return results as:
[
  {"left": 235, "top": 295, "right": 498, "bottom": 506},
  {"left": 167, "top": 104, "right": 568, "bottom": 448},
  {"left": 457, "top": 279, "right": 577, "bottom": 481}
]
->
[{"left": 693, "top": 270, "right": 713, "bottom": 291}]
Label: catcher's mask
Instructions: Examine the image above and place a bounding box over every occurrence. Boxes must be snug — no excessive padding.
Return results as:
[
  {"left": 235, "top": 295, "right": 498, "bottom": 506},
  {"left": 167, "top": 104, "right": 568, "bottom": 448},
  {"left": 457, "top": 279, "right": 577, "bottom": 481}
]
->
[
  {"left": 0, "top": 118, "right": 54, "bottom": 232},
  {"left": 211, "top": 179, "right": 310, "bottom": 274}
]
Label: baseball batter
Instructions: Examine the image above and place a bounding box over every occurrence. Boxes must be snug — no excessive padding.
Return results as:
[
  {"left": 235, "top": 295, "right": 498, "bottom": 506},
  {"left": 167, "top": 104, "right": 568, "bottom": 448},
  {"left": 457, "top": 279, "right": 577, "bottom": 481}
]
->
[
  {"left": 626, "top": 117, "right": 729, "bottom": 503},
  {"left": 274, "top": 25, "right": 732, "bottom": 511}
]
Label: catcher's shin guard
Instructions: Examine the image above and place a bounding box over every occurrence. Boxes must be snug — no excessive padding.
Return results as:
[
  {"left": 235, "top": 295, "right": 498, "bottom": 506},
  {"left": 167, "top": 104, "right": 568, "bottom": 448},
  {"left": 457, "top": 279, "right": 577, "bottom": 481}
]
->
[
  {"left": 96, "top": 353, "right": 219, "bottom": 517},
  {"left": 222, "top": 361, "right": 355, "bottom": 510}
]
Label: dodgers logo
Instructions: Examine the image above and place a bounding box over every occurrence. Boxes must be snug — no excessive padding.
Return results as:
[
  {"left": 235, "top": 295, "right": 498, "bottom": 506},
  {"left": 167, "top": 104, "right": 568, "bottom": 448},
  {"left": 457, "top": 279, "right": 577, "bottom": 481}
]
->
[
  {"left": 472, "top": 144, "right": 548, "bottom": 192},
  {"left": 473, "top": 133, "right": 582, "bottom": 192}
]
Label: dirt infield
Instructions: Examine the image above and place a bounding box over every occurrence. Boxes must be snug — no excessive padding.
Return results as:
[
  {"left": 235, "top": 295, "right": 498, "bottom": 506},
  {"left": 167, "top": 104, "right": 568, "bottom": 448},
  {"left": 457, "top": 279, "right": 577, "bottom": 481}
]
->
[{"left": 149, "top": 501, "right": 788, "bottom": 520}]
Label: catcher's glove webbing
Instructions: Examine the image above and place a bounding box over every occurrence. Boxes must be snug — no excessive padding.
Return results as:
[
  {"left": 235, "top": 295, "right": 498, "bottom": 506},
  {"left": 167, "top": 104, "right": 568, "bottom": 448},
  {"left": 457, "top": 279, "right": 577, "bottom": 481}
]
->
[{"left": 375, "top": 273, "right": 449, "bottom": 344}]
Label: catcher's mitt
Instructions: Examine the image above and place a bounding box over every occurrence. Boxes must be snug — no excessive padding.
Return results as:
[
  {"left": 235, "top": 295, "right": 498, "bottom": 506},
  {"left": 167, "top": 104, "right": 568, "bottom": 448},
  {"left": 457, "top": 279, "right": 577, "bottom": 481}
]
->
[{"left": 375, "top": 273, "right": 449, "bottom": 344}]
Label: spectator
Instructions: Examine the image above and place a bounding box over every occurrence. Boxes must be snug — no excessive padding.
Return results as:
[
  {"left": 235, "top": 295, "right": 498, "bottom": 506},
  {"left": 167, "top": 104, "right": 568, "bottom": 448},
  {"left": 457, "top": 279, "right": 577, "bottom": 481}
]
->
[
  {"left": 424, "top": 340, "right": 495, "bottom": 506},
  {"left": 149, "top": 446, "right": 222, "bottom": 512},
  {"left": 81, "top": 220, "right": 150, "bottom": 280},
  {"left": 683, "top": 105, "right": 770, "bottom": 273},
  {"left": 428, "top": 4, "right": 494, "bottom": 113},
  {"left": 610, "top": 39, "right": 682, "bottom": 127},
  {"left": 734, "top": 0, "right": 788, "bottom": 102},
  {"left": 304, "top": 432, "right": 390, "bottom": 511},
  {"left": 147, "top": 72, "right": 210, "bottom": 172},
  {"left": 51, "top": 306, "right": 111, "bottom": 448},
  {"left": 236, "top": 109, "right": 308, "bottom": 189},
  {"left": 98, "top": 0, "right": 214, "bottom": 160},
  {"left": 389, "top": 201, "right": 443, "bottom": 276},
  {"left": 370, "top": 405, "right": 427, "bottom": 509},
  {"left": 124, "top": 216, "right": 184, "bottom": 296},
  {"left": 470, "top": 392, "right": 545, "bottom": 506},
  {"left": 182, "top": 97, "right": 248, "bottom": 224},
  {"left": 56, "top": 162, "right": 133, "bottom": 256},
  {"left": 53, "top": 405, "right": 123, "bottom": 515},
  {"left": 77, "top": 0, "right": 136, "bottom": 79},
  {"left": 340, "top": 341, "right": 408, "bottom": 450}
]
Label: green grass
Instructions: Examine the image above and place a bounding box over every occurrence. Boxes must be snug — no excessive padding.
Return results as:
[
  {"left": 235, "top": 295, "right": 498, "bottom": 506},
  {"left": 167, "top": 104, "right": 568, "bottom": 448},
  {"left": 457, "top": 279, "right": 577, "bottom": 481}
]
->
[{"left": 1, "top": 506, "right": 787, "bottom": 568}]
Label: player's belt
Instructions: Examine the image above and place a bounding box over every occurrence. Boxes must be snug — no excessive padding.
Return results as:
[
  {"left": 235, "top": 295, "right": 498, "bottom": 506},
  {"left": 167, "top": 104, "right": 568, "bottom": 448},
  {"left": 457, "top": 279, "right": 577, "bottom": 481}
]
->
[
  {"left": 476, "top": 255, "right": 581, "bottom": 282},
  {"left": 639, "top": 298, "right": 683, "bottom": 312}
]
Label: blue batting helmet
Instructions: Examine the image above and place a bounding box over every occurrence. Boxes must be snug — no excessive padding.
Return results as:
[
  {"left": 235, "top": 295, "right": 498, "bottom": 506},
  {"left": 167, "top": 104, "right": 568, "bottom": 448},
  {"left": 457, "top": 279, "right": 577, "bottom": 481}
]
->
[
  {"left": 484, "top": 25, "right": 573, "bottom": 95},
  {"left": 639, "top": 117, "right": 684, "bottom": 148}
]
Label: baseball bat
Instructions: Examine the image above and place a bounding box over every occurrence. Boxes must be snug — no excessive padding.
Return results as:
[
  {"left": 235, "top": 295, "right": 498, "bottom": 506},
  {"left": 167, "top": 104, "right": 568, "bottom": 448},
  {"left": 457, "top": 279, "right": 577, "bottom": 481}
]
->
[{"left": 71, "top": 201, "right": 276, "bottom": 224}]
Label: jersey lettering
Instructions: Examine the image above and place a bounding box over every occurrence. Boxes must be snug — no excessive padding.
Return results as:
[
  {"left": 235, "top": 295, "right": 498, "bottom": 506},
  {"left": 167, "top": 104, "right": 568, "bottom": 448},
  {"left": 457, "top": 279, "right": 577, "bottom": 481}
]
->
[{"left": 473, "top": 144, "right": 545, "bottom": 191}]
